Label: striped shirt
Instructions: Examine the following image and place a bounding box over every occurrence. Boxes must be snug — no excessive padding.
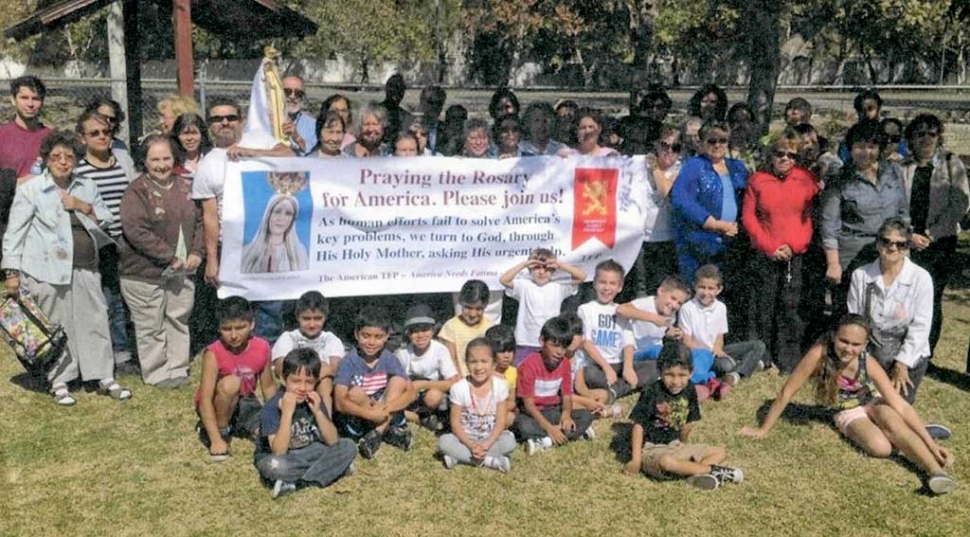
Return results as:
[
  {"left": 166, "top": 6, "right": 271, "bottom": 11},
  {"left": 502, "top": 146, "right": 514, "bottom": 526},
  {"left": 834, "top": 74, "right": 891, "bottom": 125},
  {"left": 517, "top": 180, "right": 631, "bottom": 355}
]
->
[{"left": 75, "top": 158, "right": 132, "bottom": 237}]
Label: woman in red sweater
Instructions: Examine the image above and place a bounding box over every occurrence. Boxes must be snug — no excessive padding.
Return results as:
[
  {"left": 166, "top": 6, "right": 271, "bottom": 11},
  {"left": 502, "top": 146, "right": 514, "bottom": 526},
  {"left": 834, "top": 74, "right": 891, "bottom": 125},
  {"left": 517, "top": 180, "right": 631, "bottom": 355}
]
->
[{"left": 741, "top": 130, "right": 819, "bottom": 373}]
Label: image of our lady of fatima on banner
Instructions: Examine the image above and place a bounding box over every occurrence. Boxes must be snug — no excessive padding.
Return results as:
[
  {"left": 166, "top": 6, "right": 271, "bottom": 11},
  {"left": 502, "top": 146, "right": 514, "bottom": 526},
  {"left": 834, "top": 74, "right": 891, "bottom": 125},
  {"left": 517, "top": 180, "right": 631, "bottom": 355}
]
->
[
  {"left": 572, "top": 167, "right": 619, "bottom": 250},
  {"left": 240, "top": 171, "right": 312, "bottom": 274}
]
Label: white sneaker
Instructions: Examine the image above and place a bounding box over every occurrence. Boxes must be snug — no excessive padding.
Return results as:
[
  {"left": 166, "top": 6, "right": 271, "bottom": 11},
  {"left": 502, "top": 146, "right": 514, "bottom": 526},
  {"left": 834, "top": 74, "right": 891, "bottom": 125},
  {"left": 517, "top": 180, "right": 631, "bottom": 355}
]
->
[
  {"left": 723, "top": 372, "right": 741, "bottom": 387},
  {"left": 928, "top": 474, "right": 957, "bottom": 495},
  {"left": 484, "top": 456, "right": 511, "bottom": 473},
  {"left": 582, "top": 426, "right": 596, "bottom": 441},
  {"left": 686, "top": 474, "right": 719, "bottom": 490},
  {"left": 442, "top": 455, "right": 457, "bottom": 469},
  {"left": 271, "top": 480, "right": 297, "bottom": 499},
  {"left": 344, "top": 462, "right": 356, "bottom": 477},
  {"left": 526, "top": 438, "right": 551, "bottom": 456}
]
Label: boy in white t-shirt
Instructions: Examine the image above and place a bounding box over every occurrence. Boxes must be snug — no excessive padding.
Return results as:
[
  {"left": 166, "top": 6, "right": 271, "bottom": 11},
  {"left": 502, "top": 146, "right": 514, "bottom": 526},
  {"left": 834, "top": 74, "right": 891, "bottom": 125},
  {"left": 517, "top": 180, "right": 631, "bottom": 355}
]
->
[
  {"left": 272, "top": 291, "right": 345, "bottom": 415},
  {"left": 396, "top": 304, "right": 460, "bottom": 431},
  {"left": 678, "top": 265, "right": 766, "bottom": 388},
  {"left": 576, "top": 260, "right": 657, "bottom": 402},
  {"left": 616, "top": 275, "right": 691, "bottom": 361},
  {"left": 500, "top": 248, "right": 585, "bottom": 366}
]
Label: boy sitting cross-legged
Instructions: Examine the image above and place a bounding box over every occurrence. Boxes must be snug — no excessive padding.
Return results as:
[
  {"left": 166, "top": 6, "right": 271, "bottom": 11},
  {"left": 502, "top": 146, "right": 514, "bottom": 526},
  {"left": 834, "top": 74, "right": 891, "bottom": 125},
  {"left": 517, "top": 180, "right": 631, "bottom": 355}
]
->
[
  {"left": 195, "top": 296, "right": 277, "bottom": 462},
  {"left": 334, "top": 307, "right": 416, "bottom": 459},
  {"left": 514, "top": 316, "right": 595, "bottom": 455},
  {"left": 255, "top": 348, "right": 357, "bottom": 499},
  {"left": 623, "top": 338, "right": 743, "bottom": 490}
]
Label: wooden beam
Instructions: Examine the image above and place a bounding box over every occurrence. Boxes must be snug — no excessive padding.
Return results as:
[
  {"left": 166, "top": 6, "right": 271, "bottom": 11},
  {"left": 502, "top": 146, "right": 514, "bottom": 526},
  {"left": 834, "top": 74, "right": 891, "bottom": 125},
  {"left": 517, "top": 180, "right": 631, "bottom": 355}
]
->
[{"left": 174, "top": 0, "right": 194, "bottom": 97}]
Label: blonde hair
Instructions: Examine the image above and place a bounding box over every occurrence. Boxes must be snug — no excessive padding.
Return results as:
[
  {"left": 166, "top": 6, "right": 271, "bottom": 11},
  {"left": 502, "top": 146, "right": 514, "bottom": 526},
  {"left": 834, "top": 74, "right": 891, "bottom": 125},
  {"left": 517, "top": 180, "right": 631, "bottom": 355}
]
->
[
  {"left": 240, "top": 195, "right": 309, "bottom": 274},
  {"left": 157, "top": 95, "right": 201, "bottom": 119}
]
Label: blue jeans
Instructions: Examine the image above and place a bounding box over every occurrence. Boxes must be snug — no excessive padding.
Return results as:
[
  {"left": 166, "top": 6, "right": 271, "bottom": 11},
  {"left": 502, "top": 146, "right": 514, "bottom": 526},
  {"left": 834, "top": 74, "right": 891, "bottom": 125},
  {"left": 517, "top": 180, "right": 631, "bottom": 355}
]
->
[
  {"left": 255, "top": 439, "right": 356, "bottom": 487},
  {"left": 102, "top": 283, "right": 129, "bottom": 354},
  {"left": 253, "top": 300, "right": 285, "bottom": 345}
]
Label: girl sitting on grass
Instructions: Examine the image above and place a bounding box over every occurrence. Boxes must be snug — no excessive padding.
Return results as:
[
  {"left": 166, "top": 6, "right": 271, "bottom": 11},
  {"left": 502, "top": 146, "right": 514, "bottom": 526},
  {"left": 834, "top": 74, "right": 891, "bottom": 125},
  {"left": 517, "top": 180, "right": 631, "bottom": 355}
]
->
[{"left": 739, "top": 314, "right": 956, "bottom": 495}]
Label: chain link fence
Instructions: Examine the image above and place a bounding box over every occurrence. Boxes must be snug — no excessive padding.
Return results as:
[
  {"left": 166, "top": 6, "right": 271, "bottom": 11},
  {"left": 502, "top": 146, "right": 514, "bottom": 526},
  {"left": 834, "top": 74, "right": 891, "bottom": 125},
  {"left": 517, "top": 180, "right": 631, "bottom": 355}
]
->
[{"left": 1, "top": 77, "right": 968, "bottom": 156}]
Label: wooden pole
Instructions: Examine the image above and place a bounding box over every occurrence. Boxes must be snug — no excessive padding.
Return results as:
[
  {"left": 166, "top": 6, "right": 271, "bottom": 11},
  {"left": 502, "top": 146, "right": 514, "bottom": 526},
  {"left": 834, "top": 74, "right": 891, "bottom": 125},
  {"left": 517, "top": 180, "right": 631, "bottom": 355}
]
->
[{"left": 174, "top": 0, "right": 194, "bottom": 97}]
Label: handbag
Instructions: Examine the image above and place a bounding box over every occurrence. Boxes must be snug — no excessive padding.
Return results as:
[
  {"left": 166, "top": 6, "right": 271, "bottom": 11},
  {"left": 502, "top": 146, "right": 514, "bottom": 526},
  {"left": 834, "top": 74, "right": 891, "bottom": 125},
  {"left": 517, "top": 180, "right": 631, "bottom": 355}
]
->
[{"left": 0, "top": 289, "right": 67, "bottom": 374}]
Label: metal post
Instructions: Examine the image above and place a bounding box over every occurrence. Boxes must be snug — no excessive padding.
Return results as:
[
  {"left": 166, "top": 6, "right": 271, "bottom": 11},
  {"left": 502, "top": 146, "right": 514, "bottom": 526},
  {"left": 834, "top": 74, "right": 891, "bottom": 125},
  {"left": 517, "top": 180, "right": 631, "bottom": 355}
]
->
[{"left": 122, "top": 0, "right": 143, "bottom": 145}]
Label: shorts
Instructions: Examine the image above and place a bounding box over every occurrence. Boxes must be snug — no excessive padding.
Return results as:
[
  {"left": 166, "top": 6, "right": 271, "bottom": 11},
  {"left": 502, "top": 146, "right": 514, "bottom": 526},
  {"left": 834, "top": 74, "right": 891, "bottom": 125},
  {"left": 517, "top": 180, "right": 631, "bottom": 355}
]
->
[
  {"left": 833, "top": 402, "right": 878, "bottom": 435},
  {"left": 195, "top": 394, "right": 263, "bottom": 448},
  {"left": 641, "top": 440, "right": 711, "bottom": 479}
]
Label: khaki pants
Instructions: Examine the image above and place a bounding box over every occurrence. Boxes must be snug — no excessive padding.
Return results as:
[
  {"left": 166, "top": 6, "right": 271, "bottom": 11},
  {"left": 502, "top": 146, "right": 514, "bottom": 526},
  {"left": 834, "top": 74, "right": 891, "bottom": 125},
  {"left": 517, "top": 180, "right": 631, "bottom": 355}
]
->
[
  {"left": 121, "top": 277, "right": 194, "bottom": 385},
  {"left": 23, "top": 270, "right": 113, "bottom": 386}
]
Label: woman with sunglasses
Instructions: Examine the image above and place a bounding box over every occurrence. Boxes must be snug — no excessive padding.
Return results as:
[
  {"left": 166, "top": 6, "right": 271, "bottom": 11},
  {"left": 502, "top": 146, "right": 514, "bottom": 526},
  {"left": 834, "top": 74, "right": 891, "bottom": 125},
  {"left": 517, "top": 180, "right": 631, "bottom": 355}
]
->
[
  {"left": 670, "top": 120, "right": 748, "bottom": 283},
  {"left": 847, "top": 218, "right": 934, "bottom": 405},
  {"left": 83, "top": 97, "right": 127, "bottom": 153},
  {"left": 820, "top": 121, "right": 907, "bottom": 319},
  {"left": 741, "top": 130, "right": 818, "bottom": 373},
  {"left": 75, "top": 109, "right": 139, "bottom": 375},
  {"left": 899, "top": 114, "right": 969, "bottom": 360},
  {"left": 621, "top": 125, "right": 682, "bottom": 302}
]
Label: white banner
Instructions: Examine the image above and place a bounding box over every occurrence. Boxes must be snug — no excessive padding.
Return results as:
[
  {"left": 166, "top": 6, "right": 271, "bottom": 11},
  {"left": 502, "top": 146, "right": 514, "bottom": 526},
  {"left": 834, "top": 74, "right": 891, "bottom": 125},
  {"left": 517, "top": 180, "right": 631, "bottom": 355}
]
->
[{"left": 219, "top": 155, "right": 647, "bottom": 301}]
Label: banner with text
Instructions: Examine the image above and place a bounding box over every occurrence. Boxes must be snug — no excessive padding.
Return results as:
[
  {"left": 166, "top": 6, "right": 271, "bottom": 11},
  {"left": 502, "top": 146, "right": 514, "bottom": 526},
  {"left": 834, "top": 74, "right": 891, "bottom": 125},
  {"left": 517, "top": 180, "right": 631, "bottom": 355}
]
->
[{"left": 219, "top": 155, "right": 647, "bottom": 300}]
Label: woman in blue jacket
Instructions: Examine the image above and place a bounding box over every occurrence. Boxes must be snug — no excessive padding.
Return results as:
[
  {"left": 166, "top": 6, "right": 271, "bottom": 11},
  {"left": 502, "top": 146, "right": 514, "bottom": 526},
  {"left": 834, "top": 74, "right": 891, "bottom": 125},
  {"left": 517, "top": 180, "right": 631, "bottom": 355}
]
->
[{"left": 671, "top": 120, "right": 749, "bottom": 283}]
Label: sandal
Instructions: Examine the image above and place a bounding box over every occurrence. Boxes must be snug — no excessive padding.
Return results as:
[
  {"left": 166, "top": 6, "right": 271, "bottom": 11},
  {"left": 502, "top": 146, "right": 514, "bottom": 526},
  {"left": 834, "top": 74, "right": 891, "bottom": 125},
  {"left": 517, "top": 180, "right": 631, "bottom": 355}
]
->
[
  {"left": 97, "top": 379, "right": 132, "bottom": 401},
  {"left": 52, "top": 385, "right": 76, "bottom": 407}
]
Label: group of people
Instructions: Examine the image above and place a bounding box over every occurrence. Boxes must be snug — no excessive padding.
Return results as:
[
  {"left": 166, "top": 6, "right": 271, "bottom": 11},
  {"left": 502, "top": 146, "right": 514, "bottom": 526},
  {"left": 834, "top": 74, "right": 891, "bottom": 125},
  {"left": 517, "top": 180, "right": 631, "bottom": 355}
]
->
[{"left": 0, "top": 73, "right": 965, "bottom": 498}]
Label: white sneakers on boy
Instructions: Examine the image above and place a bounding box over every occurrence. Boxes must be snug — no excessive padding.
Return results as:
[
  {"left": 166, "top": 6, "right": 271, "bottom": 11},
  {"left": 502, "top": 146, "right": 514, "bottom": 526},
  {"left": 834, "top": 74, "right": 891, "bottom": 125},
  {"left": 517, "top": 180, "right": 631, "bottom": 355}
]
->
[
  {"left": 442, "top": 455, "right": 457, "bottom": 470},
  {"left": 271, "top": 480, "right": 297, "bottom": 499},
  {"left": 582, "top": 426, "right": 596, "bottom": 441},
  {"left": 710, "top": 465, "right": 744, "bottom": 484},
  {"left": 526, "top": 437, "right": 553, "bottom": 456}
]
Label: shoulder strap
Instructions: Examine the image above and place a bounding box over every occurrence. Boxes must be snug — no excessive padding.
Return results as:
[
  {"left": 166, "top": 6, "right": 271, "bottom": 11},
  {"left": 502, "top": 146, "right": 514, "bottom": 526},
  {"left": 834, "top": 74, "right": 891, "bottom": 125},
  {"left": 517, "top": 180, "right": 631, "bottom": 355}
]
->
[{"left": 863, "top": 281, "right": 877, "bottom": 324}]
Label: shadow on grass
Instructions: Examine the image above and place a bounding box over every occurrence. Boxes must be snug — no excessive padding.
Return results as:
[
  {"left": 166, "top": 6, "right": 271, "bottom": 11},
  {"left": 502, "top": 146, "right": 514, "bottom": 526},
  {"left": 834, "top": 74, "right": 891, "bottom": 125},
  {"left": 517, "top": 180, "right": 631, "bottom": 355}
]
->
[
  {"left": 926, "top": 362, "right": 970, "bottom": 393},
  {"left": 753, "top": 399, "right": 834, "bottom": 427},
  {"left": 609, "top": 422, "right": 633, "bottom": 463},
  {"left": 8, "top": 371, "right": 49, "bottom": 394}
]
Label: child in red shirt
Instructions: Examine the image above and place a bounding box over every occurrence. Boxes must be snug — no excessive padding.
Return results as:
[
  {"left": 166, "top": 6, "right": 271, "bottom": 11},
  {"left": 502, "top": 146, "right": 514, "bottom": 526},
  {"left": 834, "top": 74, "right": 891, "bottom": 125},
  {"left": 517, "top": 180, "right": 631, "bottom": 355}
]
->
[
  {"left": 195, "top": 296, "right": 277, "bottom": 461},
  {"left": 514, "top": 316, "right": 595, "bottom": 455}
]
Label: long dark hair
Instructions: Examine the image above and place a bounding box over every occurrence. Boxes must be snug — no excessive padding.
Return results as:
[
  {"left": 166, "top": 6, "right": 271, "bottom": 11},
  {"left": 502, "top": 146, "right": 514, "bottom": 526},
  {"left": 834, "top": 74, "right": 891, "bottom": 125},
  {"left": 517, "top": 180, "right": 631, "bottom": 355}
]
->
[{"left": 172, "top": 113, "right": 213, "bottom": 157}]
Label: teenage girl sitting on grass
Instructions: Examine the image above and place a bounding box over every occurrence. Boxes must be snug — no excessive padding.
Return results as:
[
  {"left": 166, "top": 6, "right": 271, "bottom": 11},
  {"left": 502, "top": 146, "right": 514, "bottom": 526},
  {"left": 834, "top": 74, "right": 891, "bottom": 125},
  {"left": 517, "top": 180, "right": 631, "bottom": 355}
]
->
[{"left": 739, "top": 314, "right": 956, "bottom": 495}]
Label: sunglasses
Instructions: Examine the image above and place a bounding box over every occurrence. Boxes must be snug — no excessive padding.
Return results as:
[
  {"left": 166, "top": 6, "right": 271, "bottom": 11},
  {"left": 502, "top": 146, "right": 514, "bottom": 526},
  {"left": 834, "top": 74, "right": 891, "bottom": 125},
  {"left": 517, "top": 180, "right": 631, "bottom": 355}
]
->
[
  {"left": 84, "top": 128, "right": 112, "bottom": 138},
  {"left": 705, "top": 137, "right": 729, "bottom": 145},
  {"left": 283, "top": 88, "right": 306, "bottom": 98},
  {"left": 877, "top": 237, "right": 909, "bottom": 249},
  {"left": 772, "top": 150, "right": 799, "bottom": 160},
  {"left": 914, "top": 130, "right": 939, "bottom": 139},
  {"left": 658, "top": 142, "right": 682, "bottom": 153},
  {"left": 209, "top": 114, "right": 240, "bottom": 124}
]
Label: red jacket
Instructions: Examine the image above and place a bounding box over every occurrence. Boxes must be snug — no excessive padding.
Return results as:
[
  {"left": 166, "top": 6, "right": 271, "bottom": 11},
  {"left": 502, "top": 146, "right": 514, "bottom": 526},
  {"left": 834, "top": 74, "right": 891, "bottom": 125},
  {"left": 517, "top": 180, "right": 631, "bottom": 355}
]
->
[{"left": 742, "top": 167, "right": 818, "bottom": 256}]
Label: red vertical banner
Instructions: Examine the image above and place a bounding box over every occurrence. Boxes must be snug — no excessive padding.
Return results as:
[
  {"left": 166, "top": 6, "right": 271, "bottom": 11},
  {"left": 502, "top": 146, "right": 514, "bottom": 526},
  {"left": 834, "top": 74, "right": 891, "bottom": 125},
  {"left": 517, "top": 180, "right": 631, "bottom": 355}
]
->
[{"left": 572, "top": 168, "right": 618, "bottom": 249}]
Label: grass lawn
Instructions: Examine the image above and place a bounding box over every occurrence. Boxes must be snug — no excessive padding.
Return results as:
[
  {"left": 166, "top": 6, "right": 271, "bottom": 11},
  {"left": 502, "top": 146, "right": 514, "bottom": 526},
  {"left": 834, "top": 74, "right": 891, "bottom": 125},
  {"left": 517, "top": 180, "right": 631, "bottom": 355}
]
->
[{"left": 3, "top": 251, "right": 970, "bottom": 536}]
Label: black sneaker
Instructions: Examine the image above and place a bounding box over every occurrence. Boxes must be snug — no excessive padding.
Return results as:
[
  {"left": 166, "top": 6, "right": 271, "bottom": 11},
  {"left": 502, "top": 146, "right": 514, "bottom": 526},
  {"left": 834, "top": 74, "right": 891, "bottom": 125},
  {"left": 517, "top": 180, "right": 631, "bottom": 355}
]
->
[
  {"left": 710, "top": 465, "right": 744, "bottom": 484},
  {"left": 926, "top": 424, "right": 952, "bottom": 441},
  {"left": 383, "top": 425, "right": 414, "bottom": 451},
  {"left": 419, "top": 414, "right": 442, "bottom": 432},
  {"left": 357, "top": 430, "right": 382, "bottom": 459}
]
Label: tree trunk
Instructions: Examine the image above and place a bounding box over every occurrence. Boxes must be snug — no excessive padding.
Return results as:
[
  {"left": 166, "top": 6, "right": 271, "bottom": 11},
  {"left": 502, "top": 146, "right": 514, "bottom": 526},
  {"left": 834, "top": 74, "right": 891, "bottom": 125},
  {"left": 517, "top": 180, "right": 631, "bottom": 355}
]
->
[{"left": 744, "top": 0, "right": 783, "bottom": 136}]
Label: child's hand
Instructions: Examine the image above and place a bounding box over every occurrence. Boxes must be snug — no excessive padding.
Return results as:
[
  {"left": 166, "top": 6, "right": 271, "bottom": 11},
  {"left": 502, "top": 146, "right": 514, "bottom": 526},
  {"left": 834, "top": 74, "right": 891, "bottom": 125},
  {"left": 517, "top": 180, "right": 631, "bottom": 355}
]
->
[
  {"left": 622, "top": 367, "right": 639, "bottom": 388},
  {"left": 544, "top": 259, "right": 560, "bottom": 271},
  {"left": 471, "top": 443, "right": 488, "bottom": 460},
  {"left": 623, "top": 460, "right": 640, "bottom": 475},
  {"left": 934, "top": 445, "right": 954, "bottom": 469},
  {"left": 209, "top": 437, "right": 229, "bottom": 457},
  {"left": 280, "top": 391, "right": 299, "bottom": 415},
  {"left": 665, "top": 327, "right": 683, "bottom": 340},
  {"left": 604, "top": 367, "right": 618, "bottom": 386},
  {"left": 561, "top": 416, "right": 576, "bottom": 435},
  {"left": 546, "top": 424, "right": 568, "bottom": 445},
  {"left": 738, "top": 426, "right": 766, "bottom": 439},
  {"left": 307, "top": 391, "right": 323, "bottom": 412}
]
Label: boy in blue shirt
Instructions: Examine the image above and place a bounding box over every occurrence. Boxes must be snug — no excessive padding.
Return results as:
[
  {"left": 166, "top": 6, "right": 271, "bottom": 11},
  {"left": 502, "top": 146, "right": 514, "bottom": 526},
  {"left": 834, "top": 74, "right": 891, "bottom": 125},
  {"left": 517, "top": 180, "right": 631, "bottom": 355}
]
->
[
  {"left": 255, "top": 348, "right": 357, "bottom": 498},
  {"left": 334, "top": 307, "right": 416, "bottom": 459}
]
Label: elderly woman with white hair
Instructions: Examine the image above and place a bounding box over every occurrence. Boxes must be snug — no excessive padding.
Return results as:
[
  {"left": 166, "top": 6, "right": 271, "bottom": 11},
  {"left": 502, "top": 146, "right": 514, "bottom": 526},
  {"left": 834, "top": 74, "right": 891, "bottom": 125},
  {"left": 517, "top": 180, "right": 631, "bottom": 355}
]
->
[{"left": 343, "top": 102, "right": 389, "bottom": 158}]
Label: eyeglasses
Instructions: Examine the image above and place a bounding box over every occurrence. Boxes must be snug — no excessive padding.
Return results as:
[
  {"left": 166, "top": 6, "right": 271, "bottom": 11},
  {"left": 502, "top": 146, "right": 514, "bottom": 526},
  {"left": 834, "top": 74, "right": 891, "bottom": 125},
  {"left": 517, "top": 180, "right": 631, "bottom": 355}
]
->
[
  {"left": 914, "top": 130, "right": 939, "bottom": 139},
  {"left": 877, "top": 237, "right": 909, "bottom": 250},
  {"left": 283, "top": 88, "right": 306, "bottom": 99},
  {"left": 102, "top": 115, "right": 118, "bottom": 124},
  {"left": 658, "top": 142, "right": 682, "bottom": 153},
  {"left": 84, "top": 128, "right": 112, "bottom": 138},
  {"left": 209, "top": 114, "right": 240, "bottom": 124},
  {"left": 705, "top": 137, "right": 729, "bottom": 145},
  {"left": 772, "top": 150, "right": 799, "bottom": 160}
]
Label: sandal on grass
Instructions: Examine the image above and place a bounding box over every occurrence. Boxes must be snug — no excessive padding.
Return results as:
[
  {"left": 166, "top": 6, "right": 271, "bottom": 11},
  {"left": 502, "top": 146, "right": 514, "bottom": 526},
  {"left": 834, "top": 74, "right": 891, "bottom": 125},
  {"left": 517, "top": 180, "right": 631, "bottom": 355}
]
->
[
  {"left": 97, "top": 379, "right": 132, "bottom": 401},
  {"left": 51, "top": 385, "right": 76, "bottom": 407},
  {"left": 210, "top": 451, "right": 231, "bottom": 462}
]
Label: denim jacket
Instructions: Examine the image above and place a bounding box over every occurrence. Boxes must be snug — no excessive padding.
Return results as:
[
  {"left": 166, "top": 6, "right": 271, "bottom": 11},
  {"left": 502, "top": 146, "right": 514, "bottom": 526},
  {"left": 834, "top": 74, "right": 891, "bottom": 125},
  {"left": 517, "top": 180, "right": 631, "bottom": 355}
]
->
[
  {"left": 671, "top": 155, "right": 748, "bottom": 257},
  {"left": 1, "top": 171, "right": 115, "bottom": 284}
]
